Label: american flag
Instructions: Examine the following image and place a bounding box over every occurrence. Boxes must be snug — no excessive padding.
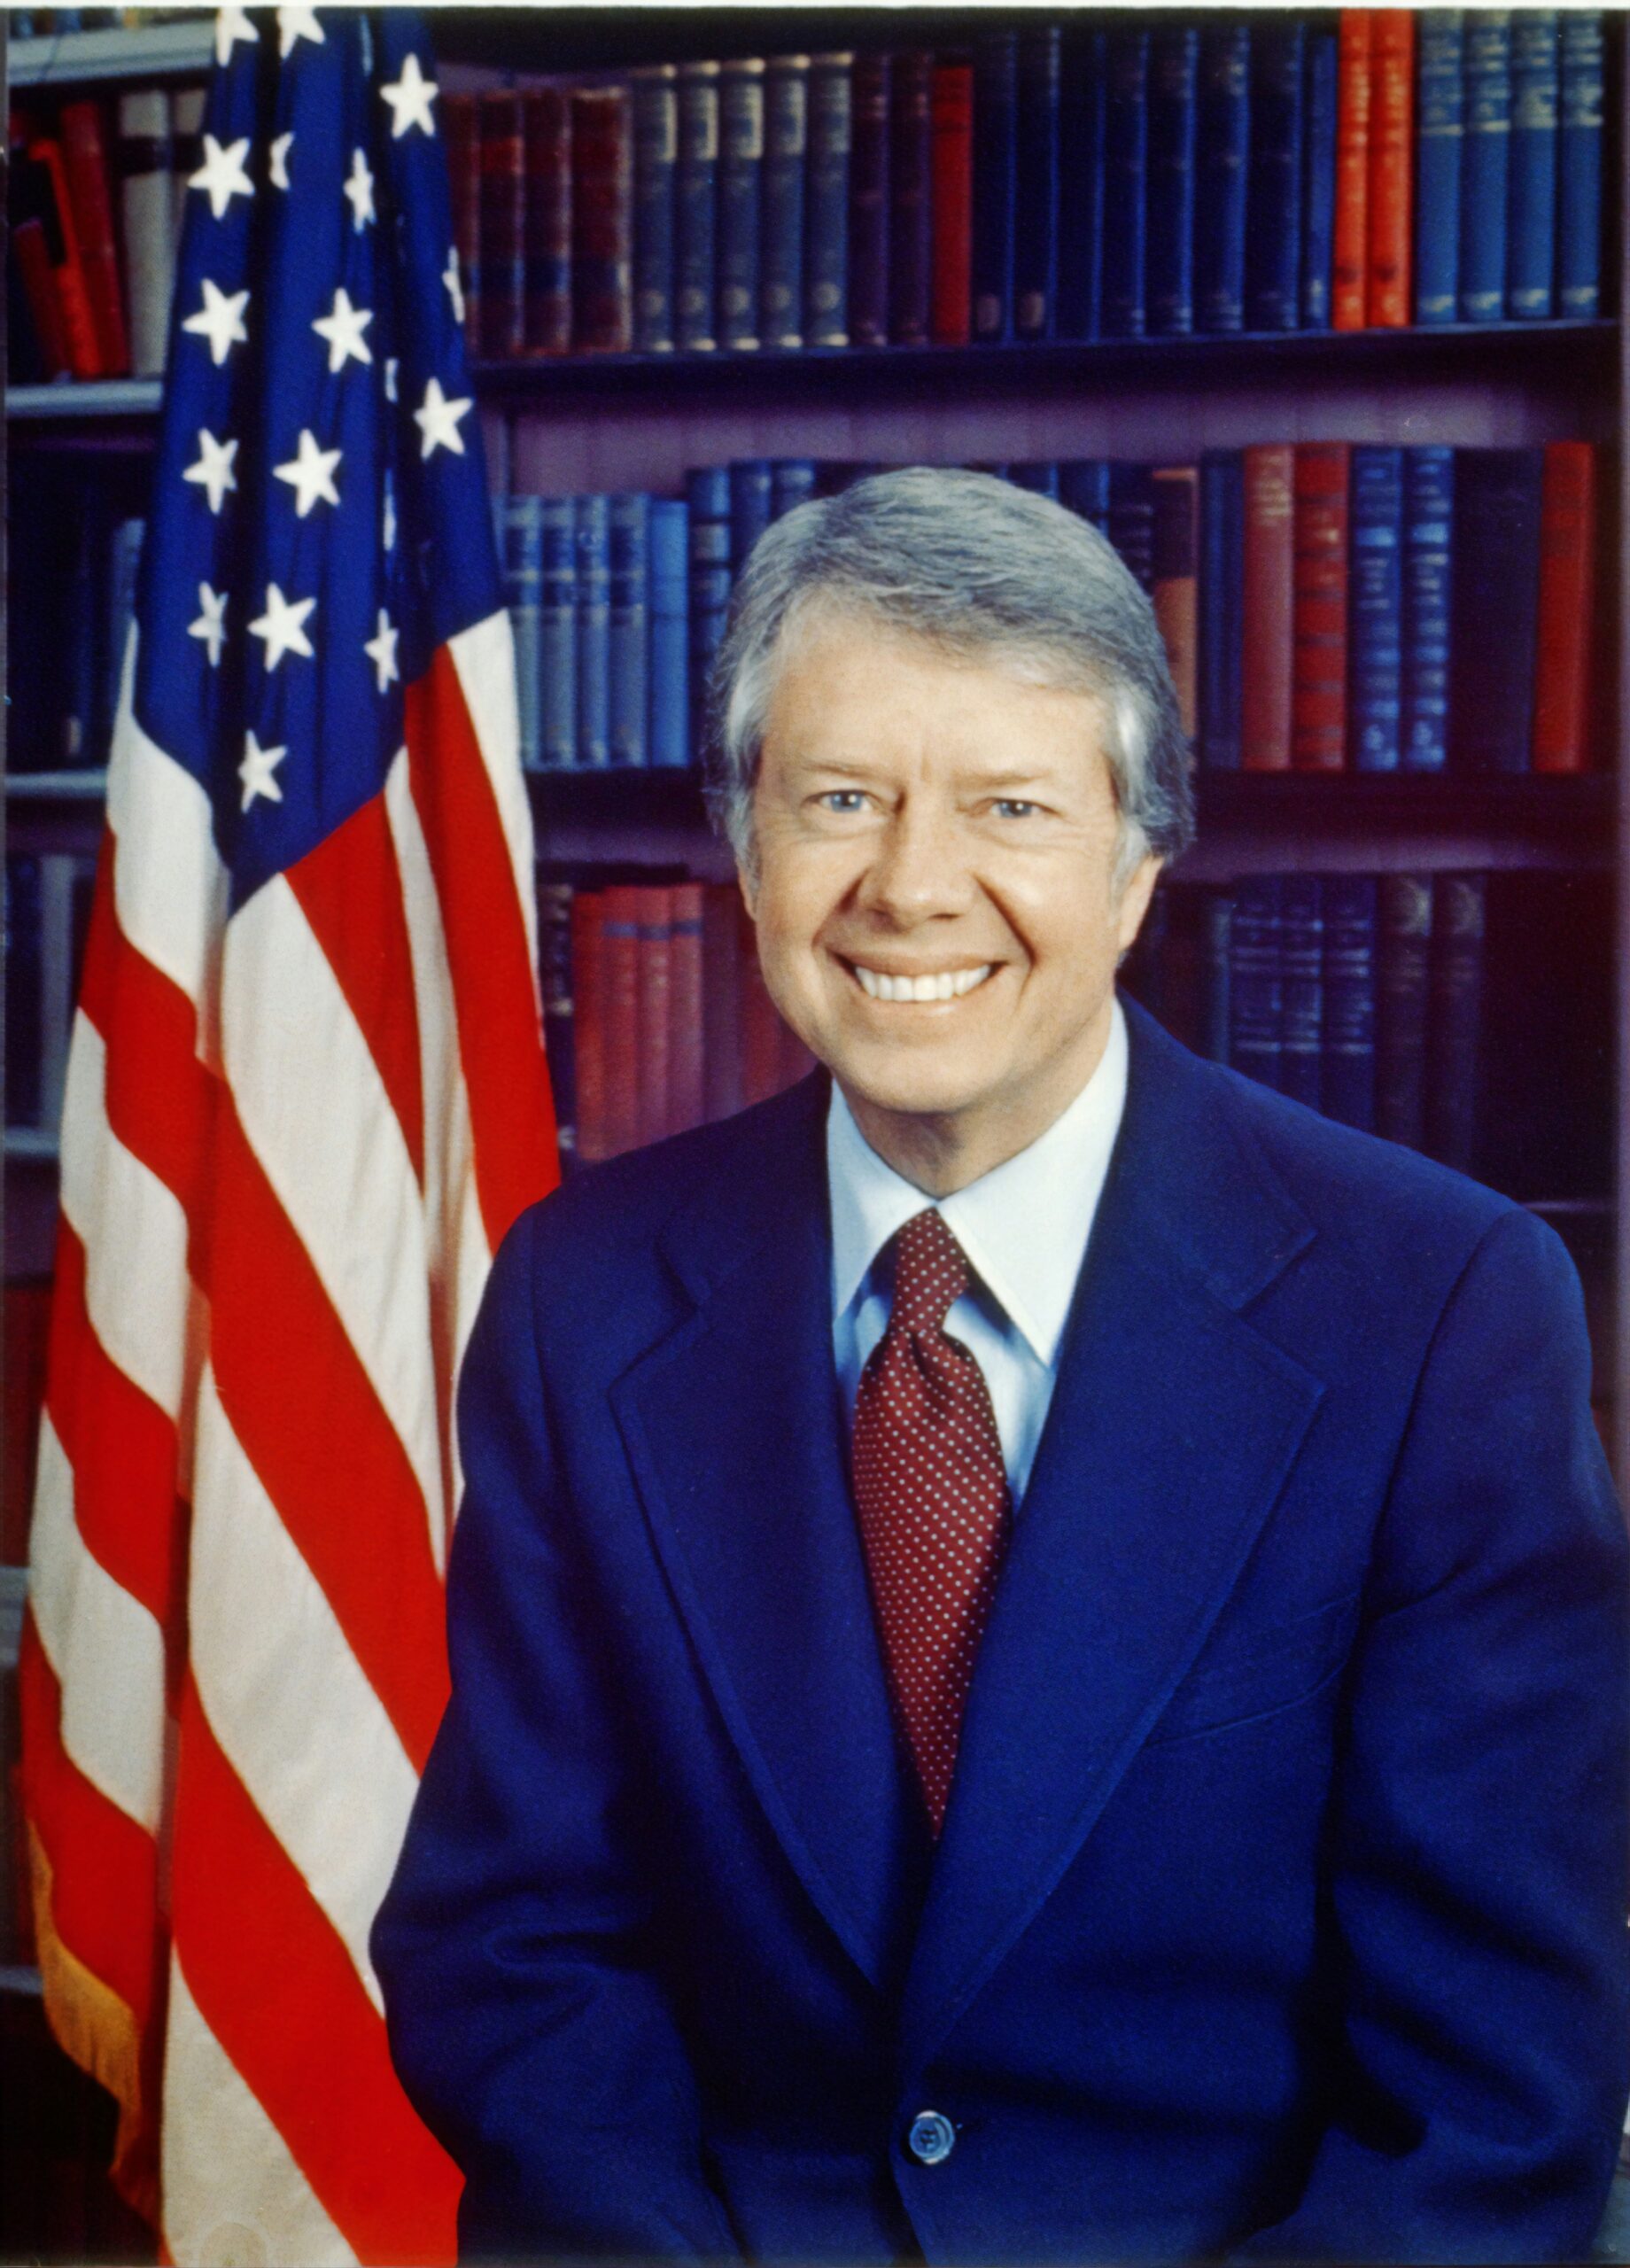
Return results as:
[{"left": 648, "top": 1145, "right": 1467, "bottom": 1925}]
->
[{"left": 19, "top": 10, "right": 556, "bottom": 2260}]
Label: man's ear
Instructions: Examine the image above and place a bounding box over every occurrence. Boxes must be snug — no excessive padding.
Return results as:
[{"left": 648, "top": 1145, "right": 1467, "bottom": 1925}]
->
[{"left": 1115, "top": 855, "right": 1163, "bottom": 953}]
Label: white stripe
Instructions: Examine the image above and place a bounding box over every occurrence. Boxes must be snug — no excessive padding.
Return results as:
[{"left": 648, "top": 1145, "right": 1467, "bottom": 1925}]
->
[
  {"left": 27, "top": 1417, "right": 166, "bottom": 1834},
  {"left": 190, "top": 1366, "right": 418, "bottom": 2013},
  {"left": 446, "top": 609, "right": 541, "bottom": 998},
  {"left": 221, "top": 877, "right": 445, "bottom": 1542},
  {"left": 163, "top": 1952, "right": 356, "bottom": 2268}
]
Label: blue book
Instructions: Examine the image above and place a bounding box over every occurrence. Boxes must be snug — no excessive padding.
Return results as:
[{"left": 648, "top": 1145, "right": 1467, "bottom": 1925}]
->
[
  {"left": 1010, "top": 462, "right": 1061, "bottom": 502},
  {"left": 608, "top": 493, "right": 650, "bottom": 768},
  {"left": 1300, "top": 24, "right": 1339, "bottom": 329},
  {"left": 1414, "top": 12, "right": 1466, "bottom": 323},
  {"left": 1228, "top": 877, "right": 1284, "bottom": 1090},
  {"left": 676, "top": 61, "right": 719, "bottom": 352},
  {"left": 1058, "top": 27, "right": 1106, "bottom": 338},
  {"left": 729, "top": 458, "right": 773, "bottom": 571},
  {"left": 762, "top": 54, "right": 808, "bottom": 349},
  {"left": 1107, "top": 462, "right": 1157, "bottom": 594},
  {"left": 1014, "top": 26, "right": 1062, "bottom": 339},
  {"left": 1320, "top": 875, "right": 1378, "bottom": 1132},
  {"left": 648, "top": 499, "right": 689, "bottom": 770},
  {"left": 1194, "top": 19, "right": 1250, "bottom": 333},
  {"left": 1278, "top": 877, "right": 1323, "bottom": 1112},
  {"left": 65, "top": 501, "right": 104, "bottom": 766},
  {"left": 1245, "top": 17, "right": 1305, "bottom": 331},
  {"left": 1459, "top": 12, "right": 1512, "bottom": 321},
  {"left": 574, "top": 494, "right": 611, "bottom": 769},
  {"left": 1507, "top": 10, "right": 1558, "bottom": 316},
  {"left": 105, "top": 517, "right": 144, "bottom": 735},
  {"left": 718, "top": 58, "right": 765, "bottom": 350},
  {"left": 687, "top": 466, "right": 732, "bottom": 756},
  {"left": 1199, "top": 450, "right": 1244, "bottom": 771},
  {"left": 1558, "top": 11, "right": 1603, "bottom": 317},
  {"left": 1102, "top": 27, "right": 1150, "bottom": 337},
  {"left": 539, "top": 496, "right": 577, "bottom": 770},
  {"left": 633, "top": 66, "right": 679, "bottom": 353},
  {"left": 1449, "top": 447, "right": 1543, "bottom": 772},
  {"left": 1349, "top": 448, "right": 1405, "bottom": 773},
  {"left": 972, "top": 32, "right": 1017, "bottom": 341},
  {"left": 1401, "top": 447, "right": 1455, "bottom": 773},
  {"left": 1199, "top": 892, "right": 1231, "bottom": 1064},
  {"left": 771, "top": 458, "right": 818, "bottom": 519},
  {"left": 806, "top": 51, "right": 851, "bottom": 345},
  {"left": 1060, "top": 458, "right": 1112, "bottom": 537},
  {"left": 503, "top": 495, "right": 545, "bottom": 773},
  {"left": 5, "top": 854, "right": 43, "bottom": 1128},
  {"left": 1146, "top": 21, "right": 1199, "bottom": 335}
]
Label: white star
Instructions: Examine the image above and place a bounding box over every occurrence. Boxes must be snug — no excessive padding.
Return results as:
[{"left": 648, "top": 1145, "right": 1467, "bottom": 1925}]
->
[
  {"left": 182, "top": 426, "right": 239, "bottom": 514},
  {"left": 363, "top": 608, "right": 400, "bottom": 693},
  {"left": 277, "top": 4, "right": 324, "bottom": 57},
  {"left": 214, "top": 5, "right": 259, "bottom": 67},
  {"left": 312, "top": 284, "right": 373, "bottom": 371},
  {"left": 380, "top": 50, "right": 438, "bottom": 139},
  {"left": 413, "top": 374, "right": 472, "bottom": 459},
  {"left": 269, "top": 131, "right": 293, "bottom": 190},
  {"left": 441, "top": 246, "right": 464, "bottom": 324},
  {"left": 273, "top": 427, "right": 341, "bottom": 517},
  {"left": 343, "top": 145, "right": 376, "bottom": 231},
  {"left": 382, "top": 477, "right": 398, "bottom": 552},
  {"left": 239, "top": 728, "right": 287, "bottom": 811},
  {"left": 182, "top": 276, "right": 249, "bottom": 365},
  {"left": 188, "top": 583, "right": 228, "bottom": 667},
  {"left": 190, "top": 131, "right": 255, "bottom": 220},
  {"left": 248, "top": 582, "right": 316, "bottom": 671},
  {"left": 384, "top": 355, "right": 399, "bottom": 404}
]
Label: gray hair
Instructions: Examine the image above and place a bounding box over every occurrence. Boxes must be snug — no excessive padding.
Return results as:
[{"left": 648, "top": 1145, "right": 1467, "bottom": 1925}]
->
[{"left": 702, "top": 465, "right": 1195, "bottom": 889}]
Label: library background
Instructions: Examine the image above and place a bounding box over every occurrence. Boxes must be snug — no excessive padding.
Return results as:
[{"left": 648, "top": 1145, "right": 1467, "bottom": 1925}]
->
[{"left": 1, "top": 3, "right": 1626, "bottom": 2259}]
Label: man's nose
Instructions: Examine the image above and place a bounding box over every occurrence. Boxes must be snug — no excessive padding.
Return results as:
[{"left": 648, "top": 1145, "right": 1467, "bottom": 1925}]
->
[{"left": 856, "top": 800, "right": 974, "bottom": 925}]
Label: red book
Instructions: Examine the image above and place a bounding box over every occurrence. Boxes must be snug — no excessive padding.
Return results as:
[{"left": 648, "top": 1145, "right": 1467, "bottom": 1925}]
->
[
  {"left": 12, "top": 211, "right": 68, "bottom": 377},
  {"left": 738, "top": 896, "right": 784, "bottom": 1107},
  {"left": 443, "top": 92, "right": 482, "bottom": 360},
  {"left": 635, "top": 886, "right": 673, "bottom": 1149},
  {"left": 929, "top": 58, "right": 974, "bottom": 346},
  {"left": 702, "top": 883, "right": 744, "bottom": 1121},
  {"left": 601, "top": 884, "right": 643, "bottom": 1156},
  {"left": 478, "top": 91, "right": 526, "bottom": 360},
  {"left": 1292, "top": 444, "right": 1351, "bottom": 772},
  {"left": 1240, "top": 444, "right": 1296, "bottom": 771},
  {"left": 1366, "top": 12, "right": 1414, "bottom": 328},
  {"left": 570, "top": 889, "right": 607, "bottom": 1162},
  {"left": 58, "top": 98, "right": 129, "bottom": 375},
  {"left": 1332, "top": 11, "right": 1373, "bottom": 332},
  {"left": 571, "top": 85, "right": 633, "bottom": 353},
  {"left": 668, "top": 883, "right": 706, "bottom": 1136},
  {"left": 524, "top": 87, "right": 572, "bottom": 355},
  {"left": 28, "top": 134, "right": 105, "bottom": 377},
  {"left": 1151, "top": 465, "right": 1199, "bottom": 742},
  {"left": 1532, "top": 441, "right": 1597, "bottom": 773}
]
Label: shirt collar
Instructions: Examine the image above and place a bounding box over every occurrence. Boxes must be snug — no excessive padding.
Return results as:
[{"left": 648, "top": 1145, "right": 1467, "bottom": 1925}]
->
[{"left": 827, "top": 995, "right": 1129, "bottom": 1368}]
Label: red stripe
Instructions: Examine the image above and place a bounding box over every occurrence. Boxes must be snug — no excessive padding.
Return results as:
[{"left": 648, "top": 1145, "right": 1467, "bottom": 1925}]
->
[
  {"left": 172, "top": 1675, "right": 462, "bottom": 2264},
  {"left": 207, "top": 1091, "right": 449, "bottom": 1768},
  {"left": 404, "top": 643, "right": 557, "bottom": 1249},
  {"left": 284, "top": 794, "right": 426, "bottom": 1185}
]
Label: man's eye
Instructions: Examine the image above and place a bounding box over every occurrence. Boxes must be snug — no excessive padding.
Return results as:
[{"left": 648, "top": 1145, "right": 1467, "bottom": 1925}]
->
[
  {"left": 819, "top": 790, "right": 868, "bottom": 813},
  {"left": 992, "top": 798, "right": 1040, "bottom": 819}
]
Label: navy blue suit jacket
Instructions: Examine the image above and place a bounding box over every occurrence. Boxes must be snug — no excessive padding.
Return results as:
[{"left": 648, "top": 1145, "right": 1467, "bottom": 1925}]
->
[{"left": 374, "top": 998, "right": 1630, "bottom": 2263}]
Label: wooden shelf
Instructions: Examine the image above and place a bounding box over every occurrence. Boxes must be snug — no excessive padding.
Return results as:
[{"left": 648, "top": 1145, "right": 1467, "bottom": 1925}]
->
[
  {"left": 5, "top": 770, "right": 112, "bottom": 802},
  {"left": 7, "top": 379, "right": 162, "bottom": 424},
  {"left": 6, "top": 17, "right": 213, "bottom": 89},
  {"left": 4, "top": 1130, "right": 59, "bottom": 1163}
]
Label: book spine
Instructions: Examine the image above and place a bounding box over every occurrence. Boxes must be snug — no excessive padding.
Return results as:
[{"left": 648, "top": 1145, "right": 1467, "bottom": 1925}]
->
[
  {"left": 1458, "top": 11, "right": 1511, "bottom": 321},
  {"left": 601, "top": 885, "right": 642, "bottom": 1157},
  {"left": 1349, "top": 446, "right": 1405, "bottom": 773},
  {"left": 849, "top": 50, "right": 892, "bottom": 347},
  {"left": 1401, "top": 445, "right": 1455, "bottom": 772},
  {"left": 503, "top": 495, "right": 545, "bottom": 773},
  {"left": 676, "top": 61, "right": 720, "bottom": 352},
  {"left": 972, "top": 33, "right": 1017, "bottom": 341},
  {"left": 64, "top": 503, "right": 102, "bottom": 765},
  {"left": 718, "top": 58, "right": 765, "bottom": 351},
  {"left": 571, "top": 87, "right": 634, "bottom": 353},
  {"left": 730, "top": 457, "right": 773, "bottom": 571},
  {"left": 1199, "top": 451, "right": 1244, "bottom": 770},
  {"left": 1060, "top": 459, "right": 1112, "bottom": 536},
  {"left": 12, "top": 170, "right": 68, "bottom": 379},
  {"left": 31, "top": 135, "right": 102, "bottom": 377},
  {"left": 1292, "top": 444, "right": 1351, "bottom": 773},
  {"left": 806, "top": 53, "right": 852, "bottom": 346},
  {"left": 1413, "top": 11, "right": 1465, "bottom": 322},
  {"left": 771, "top": 458, "right": 818, "bottom": 519},
  {"left": 523, "top": 89, "right": 573, "bottom": 355},
  {"left": 1014, "top": 26, "right": 1062, "bottom": 340},
  {"left": 1320, "top": 874, "right": 1378, "bottom": 1131},
  {"left": 537, "top": 878, "right": 578, "bottom": 1168},
  {"left": 668, "top": 883, "right": 706, "bottom": 1136},
  {"left": 1107, "top": 462, "right": 1158, "bottom": 595},
  {"left": 478, "top": 91, "right": 526, "bottom": 359},
  {"left": 1531, "top": 439, "right": 1595, "bottom": 773},
  {"left": 1102, "top": 27, "right": 1150, "bottom": 337},
  {"left": 1151, "top": 465, "right": 1199, "bottom": 741},
  {"left": 539, "top": 497, "right": 578, "bottom": 769},
  {"left": 1376, "top": 873, "right": 1433, "bottom": 1147},
  {"left": 762, "top": 54, "right": 809, "bottom": 350},
  {"left": 1229, "top": 877, "right": 1285, "bottom": 1089},
  {"left": 58, "top": 98, "right": 128, "bottom": 375},
  {"left": 687, "top": 466, "right": 733, "bottom": 758},
  {"left": 702, "top": 883, "right": 745, "bottom": 1120},
  {"left": 575, "top": 493, "right": 611, "bottom": 768},
  {"left": 1557, "top": 12, "right": 1604, "bottom": 317},
  {"left": 1199, "top": 891, "right": 1232, "bottom": 1063},
  {"left": 105, "top": 517, "right": 144, "bottom": 738},
  {"left": 443, "top": 92, "right": 482, "bottom": 361},
  {"left": 1241, "top": 445, "right": 1296, "bottom": 772},
  {"left": 1448, "top": 447, "right": 1543, "bottom": 772},
  {"left": 1300, "top": 26, "right": 1339, "bottom": 328},
  {"left": 608, "top": 493, "right": 650, "bottom": 768},
  {"left": 635, "top": 886, "right": 672, "bottom": 1148},
  {"left": 570, "top": 890, "right": 607, "bottom": 1161},
  {"left": 1145, "top": 22, "right": 1199, "bottom": 337},
  {"left": 1011, "top": 462, "right": 1060, "bottom": 502},
  {"left": 929, "top": 57, "right": 974, "bottom": 346},
  {"left": 1332, "top": 10, "right": 1372, "bottom": 330},
  {"left": 1425, "top": 873, "right": 1486, "bottom": 1170},
  {"left": 4, "top": 856, "right": 43, "bottom": 1130},
  {"left": 889, "top": 50, "right": 935, "bottom": 346},
  {"left": 169, "top": 84, "right": 205, "bottom": 246},
  {"left": 1058, "top": 28, "right": 1106, "bottom": 339},
  {"left": 1278, "top": 876, "right": 1325, "bottom": 1111},
  {"left": 1245, "top": 18, "right": 1306, "bottom": 332},
  {"left": 633, "top": 66, "right": 679, "bottom": 353},
  {"left": 1194, "top": 19, "right": 1249, "bottom": 334},
  {"left": 1367, "top": 11, "right": 1415, "bottom": 325},
  {"left": 648, "top": 499, "right": 691, "bottom": 770},
  {"left": 1506, "top": 8, "right": 1558, "bottom": 317}
]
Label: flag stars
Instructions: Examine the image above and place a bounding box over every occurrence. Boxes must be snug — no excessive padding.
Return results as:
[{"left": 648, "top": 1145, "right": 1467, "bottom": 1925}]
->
[
  {"left": 182, "top": 427, "right": 238, "bottom": 514},
  {"left": 414, "top": 374, "right": 472, "bottom": 459},
  {"left": 248, "top": 582, "right": 316, "bottom": 671},
  {"left": 182, "top": 276, "right": 249, "bottom": 364},
  {"left": 269, "top": 131, "right": 294, "bottom": 190},
  {"left": 190, "top": 131, "right": 255, "bottom": 220},
  {"left": 312, "top": 284, "right": 373, "bottom": 371},
  {"left": 364, "top": 608, "right": 400, "bottom": 693},
  {"left": 214, "top": 4, "right": 259, "bottom": 67},
  {"left": 442, "top": 247, "right": 465, "bottom": 324},
  {"left": 381, "top": 50, "right": 439, "bottom": 138},
  {"left": 188, "top": 583, "right": 228, "bottom": 667},
  {"left": 274, "top": 428, "right": 342, "bottom": 517},
  {"left": 239, "top": 729, "right": 287, "bottom": 812},
  {"left": 343, "top": 146, "right": 376, "bottom": 230},
  {"left": 277, "top": 4, "right": 324, "bottom": 57}
]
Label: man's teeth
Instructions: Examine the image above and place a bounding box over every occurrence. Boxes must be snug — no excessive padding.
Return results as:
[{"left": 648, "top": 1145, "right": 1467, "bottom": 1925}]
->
[{"left": 853, "top": 964, "right": 993, "bottom": 1002}]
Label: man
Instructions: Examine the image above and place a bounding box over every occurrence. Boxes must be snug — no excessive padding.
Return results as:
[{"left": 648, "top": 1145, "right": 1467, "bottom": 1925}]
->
[{"left": 374, "top": 470, "right": 1630, "bottom": 2263}]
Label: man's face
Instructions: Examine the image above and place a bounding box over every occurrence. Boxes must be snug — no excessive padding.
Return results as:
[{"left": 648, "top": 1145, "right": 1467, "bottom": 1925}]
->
[{"left": 743, "top": 614, "right": 1161, "bottom": 1185}]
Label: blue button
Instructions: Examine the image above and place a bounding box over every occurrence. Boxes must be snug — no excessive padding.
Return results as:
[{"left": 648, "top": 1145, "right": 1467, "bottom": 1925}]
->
[{"left": 907, "top": 2110, "right": 955, "bottom": 2166}]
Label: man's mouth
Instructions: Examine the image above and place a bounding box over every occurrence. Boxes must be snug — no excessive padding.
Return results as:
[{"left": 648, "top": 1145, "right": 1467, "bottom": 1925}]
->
[{"left": 848, "top": 962, "right": 995, "bottom": 1003}]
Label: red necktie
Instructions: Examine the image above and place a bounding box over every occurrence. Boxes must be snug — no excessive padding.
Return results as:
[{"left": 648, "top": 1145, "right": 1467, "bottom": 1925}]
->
[{"left": 851, "top": 1208, "right": 1013, "bottom": 1835}]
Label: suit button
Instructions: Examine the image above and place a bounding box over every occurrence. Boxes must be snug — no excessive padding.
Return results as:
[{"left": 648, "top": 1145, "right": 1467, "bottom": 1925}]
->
[{"left": 906, "top": 2110, "right": 955, "bottom": 2166}]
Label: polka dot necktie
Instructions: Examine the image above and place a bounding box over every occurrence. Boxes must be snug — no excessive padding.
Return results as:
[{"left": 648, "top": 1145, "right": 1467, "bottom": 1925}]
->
[{"left": 851, "top": 1208, "right": 1013, "bottom": 1837}]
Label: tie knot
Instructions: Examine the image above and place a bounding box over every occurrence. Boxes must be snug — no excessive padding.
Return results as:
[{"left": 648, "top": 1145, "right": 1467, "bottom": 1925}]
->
[{"left": 890, "top": 1208, "right": 969, "bottom": 1337}]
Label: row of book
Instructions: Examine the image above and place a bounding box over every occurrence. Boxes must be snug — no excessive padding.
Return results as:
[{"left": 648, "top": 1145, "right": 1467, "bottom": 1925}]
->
[
  {"left": 4, "top": 850, "right": 96, "bottom": 1135},
  {"left": 446, "top": 11, "right": 1610, "bottom": 365},
  {"left": 8, "top": 84, "right": 206, "bottom": 384},
  {"left": 9, "top": 497, "right": 143, "bottom": 773}
]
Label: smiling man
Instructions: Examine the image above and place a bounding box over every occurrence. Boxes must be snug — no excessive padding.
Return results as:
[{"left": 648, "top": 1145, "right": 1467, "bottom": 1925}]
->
[{"left": 374, "top": 470, "right": 1629, "bottom": 2264}]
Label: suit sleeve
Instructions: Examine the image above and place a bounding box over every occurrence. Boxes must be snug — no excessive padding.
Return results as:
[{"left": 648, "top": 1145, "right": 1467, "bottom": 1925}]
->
[
  {"left": 1236, "top": 1205, "right": 1630, "bottom": 2264},
  {"left": 371, "top": 1208, "right": 741, "bottom": 2261}
]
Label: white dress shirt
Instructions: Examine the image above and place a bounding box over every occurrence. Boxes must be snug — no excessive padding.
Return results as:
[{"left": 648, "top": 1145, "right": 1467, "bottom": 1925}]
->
[{"left": 828, "top": 997, "right": 1129, "bottom": 1508}]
